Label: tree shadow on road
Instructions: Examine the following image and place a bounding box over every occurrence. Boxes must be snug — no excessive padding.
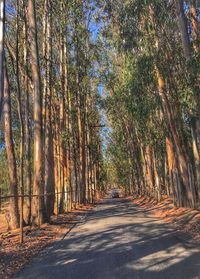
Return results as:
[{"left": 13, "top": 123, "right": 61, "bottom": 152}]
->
[{"left": 14, "top": 199, "right": 200, "bottom": 279}]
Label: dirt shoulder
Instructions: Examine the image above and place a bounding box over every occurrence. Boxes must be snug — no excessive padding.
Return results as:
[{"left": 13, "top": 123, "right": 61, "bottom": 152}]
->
[
  {"left": 0, "top": 204, "right": 93, "bottom": 279},
  {"left": 131, "top": 196, "right": 200, "bottom": 242}
]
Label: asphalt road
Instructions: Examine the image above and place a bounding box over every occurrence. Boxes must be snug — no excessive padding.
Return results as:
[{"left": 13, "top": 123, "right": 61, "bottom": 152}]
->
[{"left": 14, "top": 198, "right": 200, "bottom": 279}]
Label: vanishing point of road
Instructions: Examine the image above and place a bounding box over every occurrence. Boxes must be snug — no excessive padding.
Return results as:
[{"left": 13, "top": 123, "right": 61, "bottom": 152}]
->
[{"left": 14, "top": 198, "right": 200, "bottom": 279}]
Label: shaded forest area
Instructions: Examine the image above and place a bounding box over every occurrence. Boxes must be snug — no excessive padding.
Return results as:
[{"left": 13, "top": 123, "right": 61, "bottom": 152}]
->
[{"left": 1, "top": 0, "right": 200, "bottom": 233}]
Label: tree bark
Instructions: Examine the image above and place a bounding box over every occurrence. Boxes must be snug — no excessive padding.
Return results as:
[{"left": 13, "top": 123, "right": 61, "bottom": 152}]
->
[
  {"left": 175, "top": 0, "right": 192, "bottom": 58},
  {"left": 190, "top": 0, "right": 199, "bottom": 52},
  {"left": 0, "top": 0, "right": 4, "bottom": 120},
  {"left": 175, "top": 0, "right": 200, "bottom": 206},
  {"left": 3, "top": 61, "right": 19, "bottom": 229},
  {"left": 44, "top": 0, "right": 55, "bottom": 220},
  {"left": 23, "top": 0, "right": 31, "bottom": 225},
  {"left": 27, "top": 0, "right": 45, "bottom": 225},
  {"left": 156, "top": 66, "right": 196, "bottom": 207},
  {"left": 58, "top": 31, "right": 66, "bottom": 213},
  {"left": 15, "top": 0, "right": 25, "bottom": 237},
  {"left": 145, "top": 145, "right": 154, "bottom": 196}
]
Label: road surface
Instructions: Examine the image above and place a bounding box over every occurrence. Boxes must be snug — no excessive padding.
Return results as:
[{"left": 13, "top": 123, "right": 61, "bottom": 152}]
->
[{"left": 14, "top": 198, "right": 200, "bottom": 279}]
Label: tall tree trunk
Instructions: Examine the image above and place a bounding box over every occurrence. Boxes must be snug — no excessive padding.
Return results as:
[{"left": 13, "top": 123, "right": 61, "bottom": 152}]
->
[
  {"left": 73, "top": 132, "right": 79, "bottom": 206},
  {"left": 27, "top": 0, "right": 45, "bottom": 225},
  {"left": 3, "top": 61, "right": 19, "bottom": 229},
  {"left": 176, "top": 0, "right": 192, "bottom": 58},
  {"left": 53, "top": 101, "right": 59, "bottom": 214},
  {"left": 64, "top": 39, "right": 72, "bottom": 210},
  {"left": 44, "top": 0, "right": 55, "bottom": 220},
  {"left": 190, "top": 0, "right": 199, "bottom": 52},
  {"left": 189, "top": 0, "right": 200, "bottom": 204},
  {"left": 16, "top": 0, "right": 25, "bottom": 236},
  {"left": 81, "top": 96, "right": 86, "bottom": 204},
  {"left": 152, "top": 148, "right": 161, "bottom": 201},
  {"left": 156, "top": 66, "right": 196, "bottom": 207},
  {"left": 58, "top": 32, "right": 66, "bottom": 213},
  {"left": 145, "top": 145, "right": 153, "bottom": 196},
  {"left": 23, "top": 0, "right": 31, "bottom": 225},
  {"left": 0, "top": 0, "right": 4, "bottom": 120},
  {"left": 166, "top": 137, "right": 177, "bottom": 203},
  {"left": 176, "top": 1, "right": 200, "bottom": 205}
]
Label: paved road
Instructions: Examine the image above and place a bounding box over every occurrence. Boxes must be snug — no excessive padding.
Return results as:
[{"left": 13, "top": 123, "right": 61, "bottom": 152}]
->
[{"left": 14, "top": 198, "right": 200, "bottom": 279}]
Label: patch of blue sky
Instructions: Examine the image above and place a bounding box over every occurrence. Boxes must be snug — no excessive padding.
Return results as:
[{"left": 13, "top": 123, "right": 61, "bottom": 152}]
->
[
  {"left": 98, "top": 84, "right": 104, "bottom": 96},
  {"left": 85, "top": 2, "right": 111, "bottom": 153}
]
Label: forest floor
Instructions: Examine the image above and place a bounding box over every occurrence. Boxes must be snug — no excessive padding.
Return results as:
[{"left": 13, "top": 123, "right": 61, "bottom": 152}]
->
[
  {"left": 132, "top": 196, "right": 200, "bottom": 242},
  {"left": 0, "top": 204, "right": 94, "bottom": 279}
]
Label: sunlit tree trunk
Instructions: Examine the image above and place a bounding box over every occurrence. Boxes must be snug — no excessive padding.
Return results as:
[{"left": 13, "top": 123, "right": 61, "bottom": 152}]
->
[
  {"left": 27, "top": 0, "right": 45, "bottom": 225},
  {"left": 165, "top": 137, "right": 176, "bottom": 201},
  {"left": 23, "top": 3, "right": 31, "bottom": 224},
  {"left": 145, "top": 145, "right": 153, "bottom": 196},
  {"left": 152, "top": 148, "right": 161, "bottom": 201}
]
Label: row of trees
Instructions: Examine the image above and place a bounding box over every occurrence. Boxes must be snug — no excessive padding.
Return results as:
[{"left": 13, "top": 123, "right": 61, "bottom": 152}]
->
[
  {"left": 0, "top": 0, "right": 103, "bottom": 229},
  {"left": 103, "top": 0, "right": 200, "bottom": 208}
]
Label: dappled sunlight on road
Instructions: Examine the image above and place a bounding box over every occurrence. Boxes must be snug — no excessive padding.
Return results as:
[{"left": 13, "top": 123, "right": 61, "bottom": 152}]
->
[
  {"left": 14, "top": 199, "right": 200, "bottom": 279},
  {"left": 127, "top": 243, "right": 199, "bottom": 272}
]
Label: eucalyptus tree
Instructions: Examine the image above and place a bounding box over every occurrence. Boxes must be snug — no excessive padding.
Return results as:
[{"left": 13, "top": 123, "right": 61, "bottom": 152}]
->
[
  {"left": 27, "top": 0, "right": 46, "bottom": 224},
  {"left": 0, "top": 0, "right": 5, "bottom": 120},
  {"left": 0, "top": 0, "right": 105, "bottom": 228},
  {"left": 3, "top": 61, "right": 19, "bottom": 229},
  {"left": 103, "top": 0, "right": 200, "bottom": 208}
]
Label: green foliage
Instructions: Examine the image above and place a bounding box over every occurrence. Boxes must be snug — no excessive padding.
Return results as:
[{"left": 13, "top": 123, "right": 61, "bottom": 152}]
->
[
  {"left": 0, "top": 150, "right": 9, "bottom": 194},
  {"left": 100, "top": 0, "right": 199, "bottom": 194}
]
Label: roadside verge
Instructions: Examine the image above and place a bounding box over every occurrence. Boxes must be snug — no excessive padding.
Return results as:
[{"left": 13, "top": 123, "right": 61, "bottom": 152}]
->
[{"left": 0, "top": 204, "right": 93, "bottom": 279}]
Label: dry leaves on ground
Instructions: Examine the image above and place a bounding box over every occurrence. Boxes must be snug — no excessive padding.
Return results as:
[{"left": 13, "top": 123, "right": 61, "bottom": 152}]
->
[
  {"left": 132, "top": 196, "right": 200, "bottom": 242},
  {"left": 0, "top": 204, "right": 93, "bottom": 279}
]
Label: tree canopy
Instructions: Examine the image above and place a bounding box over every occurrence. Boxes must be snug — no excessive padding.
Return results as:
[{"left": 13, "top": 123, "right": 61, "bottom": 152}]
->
[{"left": 0, "top": 0, "right": 200, "bottom": 231}]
